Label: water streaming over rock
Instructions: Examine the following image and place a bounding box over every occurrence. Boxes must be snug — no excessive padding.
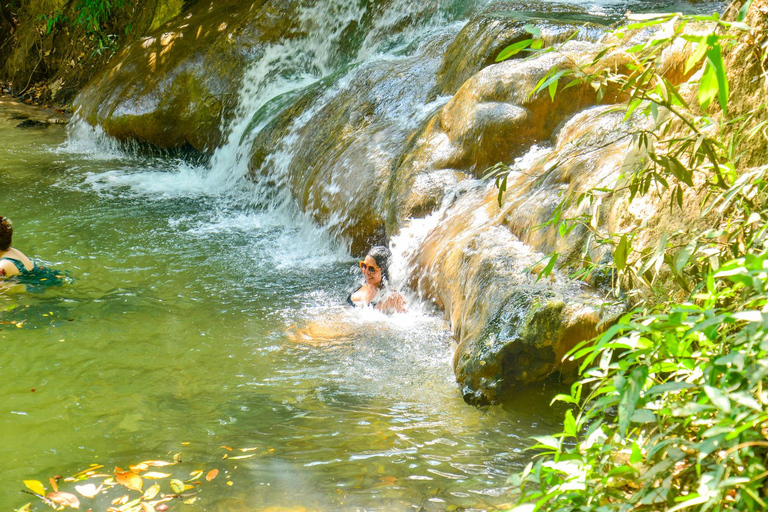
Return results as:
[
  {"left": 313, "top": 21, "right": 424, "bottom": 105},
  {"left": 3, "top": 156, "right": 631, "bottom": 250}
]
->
[{"left": 66, "top": 0, "right": 726, "bottom": 403}]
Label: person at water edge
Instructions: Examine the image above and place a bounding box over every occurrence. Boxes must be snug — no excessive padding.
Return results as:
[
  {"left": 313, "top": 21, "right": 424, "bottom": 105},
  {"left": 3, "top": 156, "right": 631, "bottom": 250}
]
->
[
  {"left": 348, "top": 245, "right": 406, "bottom": 314},
  {"left": 0, "top": 216, "right": 35, "bottom": 279}
]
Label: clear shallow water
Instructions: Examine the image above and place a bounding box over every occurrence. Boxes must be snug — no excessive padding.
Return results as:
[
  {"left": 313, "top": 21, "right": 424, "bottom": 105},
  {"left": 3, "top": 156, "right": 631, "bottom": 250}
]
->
[{"left": 0, "top": 112, "right": 569, "bottom": 511}]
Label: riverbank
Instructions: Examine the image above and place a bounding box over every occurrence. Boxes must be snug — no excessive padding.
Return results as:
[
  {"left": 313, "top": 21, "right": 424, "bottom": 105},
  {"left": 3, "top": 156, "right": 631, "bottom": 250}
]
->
[{"left": 0, "top": 93, "right": 70, "bottom": 125}]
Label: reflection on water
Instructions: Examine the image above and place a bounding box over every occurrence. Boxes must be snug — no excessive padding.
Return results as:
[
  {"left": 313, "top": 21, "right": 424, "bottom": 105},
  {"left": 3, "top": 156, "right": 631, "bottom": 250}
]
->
[{"left": 0, "top": 111, "right": 569, "bottom": 511}]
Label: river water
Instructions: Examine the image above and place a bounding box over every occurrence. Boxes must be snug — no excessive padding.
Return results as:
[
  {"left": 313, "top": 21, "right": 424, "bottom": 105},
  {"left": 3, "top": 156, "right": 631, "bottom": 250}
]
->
[{"left": 2, "top": 0, "right": 723, "bottom": 510}]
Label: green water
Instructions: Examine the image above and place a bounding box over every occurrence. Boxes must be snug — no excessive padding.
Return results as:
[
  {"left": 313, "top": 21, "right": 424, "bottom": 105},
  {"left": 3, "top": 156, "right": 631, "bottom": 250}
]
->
[{"left": 0, "top": 111, "right": 568, "bottom": 511}]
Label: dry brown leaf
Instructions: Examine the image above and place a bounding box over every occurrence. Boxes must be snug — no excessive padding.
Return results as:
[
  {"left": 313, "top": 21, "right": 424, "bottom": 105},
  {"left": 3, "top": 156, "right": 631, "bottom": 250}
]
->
[
  {"left": 206, "top": 469, "right": 219, "bottom": 482},
  {"left": 46, "top": 492, "right": 80, "bottom": 509},
  {"left": 49, "top": 477, "right": 58, "bottom": 492}
]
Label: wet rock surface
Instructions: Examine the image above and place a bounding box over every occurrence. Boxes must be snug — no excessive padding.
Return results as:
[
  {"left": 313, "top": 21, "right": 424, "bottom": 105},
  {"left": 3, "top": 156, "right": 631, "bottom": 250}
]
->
[
  {"left": 0, "top": 95, "right": 71, "bottom": 126},
  {"left": 74, "top": 0, "right": 297, "bottom": 152}
]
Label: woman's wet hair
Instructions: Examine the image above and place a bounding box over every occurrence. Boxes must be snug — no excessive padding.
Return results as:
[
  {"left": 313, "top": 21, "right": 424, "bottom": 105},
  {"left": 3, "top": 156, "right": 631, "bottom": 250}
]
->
[
  {"left": 0, "top": 216, "right": 12, "bottom": 251},
  {"left": 367, "top": 245, "right": 392, "bottom": 286}
]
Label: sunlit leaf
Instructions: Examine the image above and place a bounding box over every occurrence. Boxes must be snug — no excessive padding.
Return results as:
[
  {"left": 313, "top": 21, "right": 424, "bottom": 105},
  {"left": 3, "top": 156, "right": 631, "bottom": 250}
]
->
[
  {"left": 142, "top": 472, "right": 171, "bottom": 479},
  {"left": 112, "top": 495, "right": 129, "bottom": 505},
  {"left": 206, "top": 469, "right": 219, "bottom": 482},
  {"left": 220, "top": 446, "right": 233, "bottom": 452},
  {"left": 184, "top": 497, "right": 198, "bottom": 505},
  {"left": 49, "top": 477, "right": 58, "bottom": 493},
  {"left": 496, "top": 39, "right": 534, "bottom": 61},
  {"left": 239, "top": 447, "right": 258, "bottom": 452},
  {"left": 188, "top": 470, "right": 203, "bottom": 480},
  {"left": 72, "top": 465, "right": 104, "bottom": 477},
  {"left": 172, "top": 453, "right": 182, "bottom": 463},
  {"left": 228, "top": 454, "right": 256, "bottom": 460},
  {"left": 140, "top": 503, "right": 157, "bottom": 512},
  {"left": 115, "top": 471, "right": 143, "bottom": 491},
  {"left": 141, "top": 460, "right": 174, "bottom": 468},
  {"left": 170, "top": 479, "right": 185, "bottom": 494},
  {"left": 614, "top": 235, "right": 628, "bottom": 271},
  {"left": 23, "top": 480, "right": 46, "bottom": 496},
  {"left": 704, "top": 385, "right": 731, "bottom": 413},
  {"left": 46, "top": 492, "right": 80, "bottom": 509},
  {"left": 15, "top": 504, "right": 31, "bottom": 512},
  {"left": 74, "top": 483, "right": 102, "bottom": 498},
  {"left": 143, "top": 484, "right": 160, "bottom": 500}
]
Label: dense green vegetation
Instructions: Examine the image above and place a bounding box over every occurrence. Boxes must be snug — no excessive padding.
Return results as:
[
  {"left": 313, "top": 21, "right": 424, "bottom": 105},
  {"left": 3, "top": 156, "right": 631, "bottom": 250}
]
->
[{"left": 494, "top": 6, "right": 768, "bottom": 511}]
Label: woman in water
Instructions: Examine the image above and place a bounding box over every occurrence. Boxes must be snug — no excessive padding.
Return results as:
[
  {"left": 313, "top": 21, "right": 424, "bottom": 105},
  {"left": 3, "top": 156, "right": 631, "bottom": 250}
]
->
[
  {"left": 348, "top": 246, "right": 406, "bottom": 314},
  {"left": 0, "top": 216, "right": 36, "bottom": 279},
  {"left": 0, "top": 216, "right": 66, "bottom": 290}
]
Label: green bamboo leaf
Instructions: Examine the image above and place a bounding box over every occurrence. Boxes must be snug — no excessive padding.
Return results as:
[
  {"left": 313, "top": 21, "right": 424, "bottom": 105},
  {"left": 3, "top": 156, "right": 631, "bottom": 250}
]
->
[
  {"left": 614, "top": 235, "right": 629, "bottom": 271},
  {"left": 496, "top": 39, "right": 533, "bottom": 62},
  {"left": 706, "top": 44, "right": 728, "bottom": 114},
  {"left": 685, "top": 40, "right": 708, "bottom": 74},
  {"left": 703, "top": 385, "right": 731, "bottom": 413},
  {"left": 698, "top": 62, "right": 718, "bottom": 111}
]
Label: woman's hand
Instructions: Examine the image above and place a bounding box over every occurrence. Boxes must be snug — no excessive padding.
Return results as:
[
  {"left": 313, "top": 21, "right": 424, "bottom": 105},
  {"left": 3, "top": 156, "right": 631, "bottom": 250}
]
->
[{"left": 376, "top": 292, "right": 406, "bottom": 314}]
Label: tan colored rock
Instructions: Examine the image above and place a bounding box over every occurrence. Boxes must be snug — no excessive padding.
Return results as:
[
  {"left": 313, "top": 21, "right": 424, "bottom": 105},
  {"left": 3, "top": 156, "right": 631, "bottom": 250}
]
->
[
  {"left": 74, "top": 0, "right": 300, "bottom": 152},
  {"left": 388, "top": 40, "right": 609, "bottom": 234},
  {"left": 408, "top": 183, "right": 620, "bottom": 404},
  {"left": 434, "top": 2, "right": 604, "bottom": 97}
]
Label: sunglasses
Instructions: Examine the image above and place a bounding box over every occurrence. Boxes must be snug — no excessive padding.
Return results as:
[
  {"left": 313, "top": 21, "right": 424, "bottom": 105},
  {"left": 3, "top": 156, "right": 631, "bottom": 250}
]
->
[{"left": 359, "top": 261, "right": 379, "bottom": 273}]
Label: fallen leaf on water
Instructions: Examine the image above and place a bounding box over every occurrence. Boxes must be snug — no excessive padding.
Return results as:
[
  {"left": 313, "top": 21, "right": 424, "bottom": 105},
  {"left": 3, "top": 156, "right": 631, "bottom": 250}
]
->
[
  {"left": 206, "top": 469, "right": 219, "bottom": 482},
  {"left": 184, "top": 497, "right": 198, "bottom": 505},
  {"left": 170, "top": 479, "right": 185, "bottom": 494},
  {"left": 72, "top": 465, "right": 104, "bottom": 477},
  {"left": 188, "top": 470, "right": 203, "bottom": 480},
  {"left": 129, "top": 463, "right": 149, "bottom": 472},
  {"left": 239, "top": 447, "right": 258, "bottom": 452},
  {"left": 23, "top": 480, "right": 45, "bottom": 496},
  {"left": 140, "top": 503, "right": 156, "bottom": 512},
  {"left": 181, "top": 442, "right": 190, "bottom": 446},
  {"left": 142, "top": 472, "right": 171, "bottom": 479},
  {"left": 46, "top": 492, "right": 80, "bottom": 509},
  {"left": 112, "top": 495, "right": 129, "bottom": 505},
  {"left": 115, "top": 471, "right": 143, "bottom": 491},
  {"left": 49, "top": 477, "right": 58, "bottom": 492},
  {"left": 157, "top": 504, "right": 169, "bottom": 512},
  {"left": 74, "top": 483, "right": 103, "bottom": 498},
  {"left": 380, "top": 476, "right": 397, "bottom": 486},
  {"left": 220, "top": 446, "right": 233, "bottom": 451},
  {"left": 228, "top": 454, "right": 255, "bottom": 460},
  {"left": 15, "top": 504, "right": 31, "bottom": 512},
  {"left": 227, "top": 481, "right": 233, "bottom": 486},
  {"left": 141, "top": 460, "right": 174, "bottom": 468},
  {"left": 143, "top": 484, "right": 160, "bottom": 500},
  {"left": 222, "top": 454, "right": 228, "bottom": 460},
  {"left": 173, "top": 453, "right": 182, "bottom": 463}
]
